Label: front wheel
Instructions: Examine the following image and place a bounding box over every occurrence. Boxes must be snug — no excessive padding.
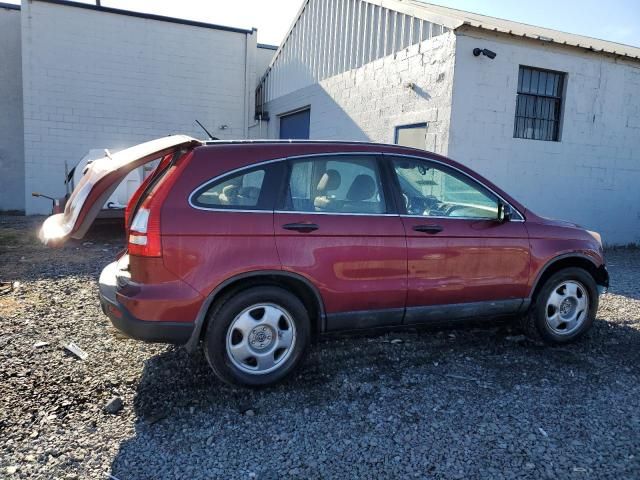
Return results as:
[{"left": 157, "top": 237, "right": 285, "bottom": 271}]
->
[
  {"left": 522, "top": 267, "right": 598, "bottom": 344},
  {"left": 204, "top": 286, "right": 310, "bottom": 387}
]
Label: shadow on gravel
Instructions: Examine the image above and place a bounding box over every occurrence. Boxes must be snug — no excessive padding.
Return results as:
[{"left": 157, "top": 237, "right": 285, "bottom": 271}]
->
[{"left": 110, "top": 317, "right": 640, "bottom": 479}]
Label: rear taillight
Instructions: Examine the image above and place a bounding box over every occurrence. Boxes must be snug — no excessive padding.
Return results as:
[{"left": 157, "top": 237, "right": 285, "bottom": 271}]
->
[
  {"left": 128, "top": 207, "right": 161, "bottom": 257},
  {"left": 127, "top": 150, "right": 194, "bottom": 257}
]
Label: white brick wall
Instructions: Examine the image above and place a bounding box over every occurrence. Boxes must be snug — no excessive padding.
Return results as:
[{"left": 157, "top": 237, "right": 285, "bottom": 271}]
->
[
  {"left": 0, "top": 5, "right": 24, "bottom": 212},
  {"left": 260, "top": 32, "right": 457, "bottom": 151},
  {"left": 21, "top": 1, "right": 256, "bottom": 214},
  {"left": 449, "top": 31, "right": 640, "bottom": 245}
]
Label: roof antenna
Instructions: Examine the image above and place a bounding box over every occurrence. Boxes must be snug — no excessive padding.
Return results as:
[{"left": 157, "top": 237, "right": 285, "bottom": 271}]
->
[{"left": 195, "top": 119, "right": 218, "bottom": 141}]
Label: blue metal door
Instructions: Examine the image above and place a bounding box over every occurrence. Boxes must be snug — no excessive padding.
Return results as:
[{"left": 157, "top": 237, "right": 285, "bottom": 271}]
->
[{"left": 279, "top": 108, "right": 310, "bottom": 139}]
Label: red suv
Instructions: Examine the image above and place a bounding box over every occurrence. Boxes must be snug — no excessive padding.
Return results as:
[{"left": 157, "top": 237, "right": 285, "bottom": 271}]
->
[{"left": 41, "top": 136, "right": 609, "bottom": 387}]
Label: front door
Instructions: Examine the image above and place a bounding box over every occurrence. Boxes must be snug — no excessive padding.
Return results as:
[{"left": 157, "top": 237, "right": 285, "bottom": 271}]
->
[
  {"left": 387, "top": 155, "right": 530, "bottom": 323},
  {"left": 274, "top": 154, "right": 407, "bottom": 331}
]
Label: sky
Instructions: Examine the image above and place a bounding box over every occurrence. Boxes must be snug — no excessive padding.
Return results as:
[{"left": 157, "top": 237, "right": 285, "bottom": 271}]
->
[{"left": 6, "top": 0, "right": 640, "bottom": 47}]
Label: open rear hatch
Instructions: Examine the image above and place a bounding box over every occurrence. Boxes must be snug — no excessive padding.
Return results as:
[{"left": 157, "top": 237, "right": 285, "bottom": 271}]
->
[{"left": 39, "top": 135, "right": 202, "bottom": 245}]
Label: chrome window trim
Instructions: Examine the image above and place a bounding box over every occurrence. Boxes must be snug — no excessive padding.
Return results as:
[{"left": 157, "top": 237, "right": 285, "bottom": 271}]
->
[
  {"left": 274, "top": 210, "right": 398, "bottom": 217},
  {"left": 401, "top": 214, "right": 515, "bottom": 221},
  {"left": 189, "top": 208, "right": 274, "bottom": 214},
  {"left": 188, "top": 157, "right": 284, "bottom": 212},
  {"left": 187, "top": 151, "right": 526, "bottom": 222},
  {"left": 188, "top": 152, "right": 390, "bottom": 214}
]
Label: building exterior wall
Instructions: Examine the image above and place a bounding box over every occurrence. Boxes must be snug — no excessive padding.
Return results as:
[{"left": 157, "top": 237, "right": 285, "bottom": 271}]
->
[
  {"left": 21, "top": 0, "right": 256, "bottom": 214},
  {"left": 261, "top": 31, "right": 457, "bottom": 152},
  {"left": 256, "top": 0, "right": 451, "bottom": 119},
  {"left": 255, "top": 45, "right": 276, "bottom": 86},
  {"left": 0, "top": 4, "right": 24, "bottom": 213},
  {"left": 449, "top": 30, "right": 640, "bottom": 244}
]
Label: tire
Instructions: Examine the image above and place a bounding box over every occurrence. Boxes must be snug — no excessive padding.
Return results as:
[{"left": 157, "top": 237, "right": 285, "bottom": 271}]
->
[
  {"left": 521, "top": 267, "right": 598, "bottom": 344},
  {"left": 204, "top": 286, "right": 310, "bottom": 387}
]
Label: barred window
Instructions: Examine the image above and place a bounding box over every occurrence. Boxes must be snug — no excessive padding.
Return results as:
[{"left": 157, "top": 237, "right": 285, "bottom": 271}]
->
[{"left": 514, "top": 66, "right": 565, "bottom": 141}]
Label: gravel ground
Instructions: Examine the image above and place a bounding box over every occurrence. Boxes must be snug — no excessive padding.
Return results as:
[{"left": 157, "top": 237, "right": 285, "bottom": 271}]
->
[{"left": 1, "top": 215, "right": 639, "bottom": 479}]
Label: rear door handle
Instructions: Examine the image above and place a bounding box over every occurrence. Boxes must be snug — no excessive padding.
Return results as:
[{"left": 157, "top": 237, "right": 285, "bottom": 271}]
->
[
  {"left": 413, "top": 224, "right": 443, "bottom": 234},
  {"left": 282, "top": 222, "right": 319, "bottom": 233}
]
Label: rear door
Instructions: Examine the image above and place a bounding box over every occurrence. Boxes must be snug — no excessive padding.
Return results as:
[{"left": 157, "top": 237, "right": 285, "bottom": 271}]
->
[
  {"left": 386, "top": 155, "right": 530, "bottom": 323},
  {"left": 161, "top": 156, "right": 285, "bottom": 296},
  {"left": 40, "top": 135, "right": 202, "bottom": 245},
  {"left": 274, "top": 154, "right": 407, "bottom": 331}
]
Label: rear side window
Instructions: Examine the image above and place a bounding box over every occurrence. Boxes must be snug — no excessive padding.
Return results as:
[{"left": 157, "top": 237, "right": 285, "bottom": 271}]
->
[
  {"left": 192, "top": 167, "right": 271, "bottom": 209},
  {"left": 283, "top": 155, "right": 387, "bottom": 214}
]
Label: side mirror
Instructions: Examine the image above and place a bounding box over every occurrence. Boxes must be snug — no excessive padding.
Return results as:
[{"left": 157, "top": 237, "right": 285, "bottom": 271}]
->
[{"left": 498, "top": 202, "right": 512, "bottom": 223}]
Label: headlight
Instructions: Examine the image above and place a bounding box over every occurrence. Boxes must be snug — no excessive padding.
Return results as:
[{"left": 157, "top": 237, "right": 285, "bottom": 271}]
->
[{"left": 587, "top": 230, "right": 602, "bottom": 247}]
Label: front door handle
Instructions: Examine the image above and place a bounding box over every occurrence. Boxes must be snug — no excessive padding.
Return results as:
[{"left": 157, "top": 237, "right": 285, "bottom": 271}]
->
[
  {"left": 413, "top": 224, "right": 443, "bottom": 234},
  {"left": 282, "top": 222, "right": 319, "bottom": 233}
]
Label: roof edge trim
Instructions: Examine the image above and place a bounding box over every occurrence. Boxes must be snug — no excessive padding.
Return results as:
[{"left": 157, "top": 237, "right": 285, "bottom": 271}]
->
[
  {"left": 456, "top": 24, "right": 640, "bottom": 61},
  {"left": 0, "top": 2, "right": 20, "bottom": 10},
  {"left": 33, "top": 0, "right": 254, "bottom": 34}
]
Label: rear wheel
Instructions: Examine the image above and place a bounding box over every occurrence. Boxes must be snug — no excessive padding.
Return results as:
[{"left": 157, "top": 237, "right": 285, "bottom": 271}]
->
[
  {"left": 522, "top": 267, "right": 598, "bottom": 344},
  {"left": 204, "top": 286, "right": 310, "bottom": 387}
]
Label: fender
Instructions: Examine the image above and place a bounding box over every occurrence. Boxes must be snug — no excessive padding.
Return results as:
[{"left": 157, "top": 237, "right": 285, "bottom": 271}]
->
[
  {"left": 184, "top": 270, "right": 327, "bottom": 352},
  {"left": 528, "top": 252, "right": 607, "bottom": 301}
]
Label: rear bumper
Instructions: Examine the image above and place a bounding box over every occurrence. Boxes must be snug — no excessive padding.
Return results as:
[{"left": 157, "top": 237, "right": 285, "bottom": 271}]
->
[{"left": 98, "top": 261, "right": 194, "bottom": 344}]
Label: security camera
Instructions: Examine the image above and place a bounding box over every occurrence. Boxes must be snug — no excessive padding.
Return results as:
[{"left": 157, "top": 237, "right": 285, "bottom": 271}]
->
[
  {"left": 483, "top": 49, "right": 497, "bottom": 59},
  {"left": 473, "top": 48, "right": 497, "bottom": 59}
]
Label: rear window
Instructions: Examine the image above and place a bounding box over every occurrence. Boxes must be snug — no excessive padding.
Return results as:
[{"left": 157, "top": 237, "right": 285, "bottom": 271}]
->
[{"left": 194, "top": 169, "right": 265, "bottom": 208}]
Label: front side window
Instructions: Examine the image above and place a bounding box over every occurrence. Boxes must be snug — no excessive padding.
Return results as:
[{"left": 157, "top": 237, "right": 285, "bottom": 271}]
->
[
  {"left": 193, "top": 168, "right": 266, "bottom": 208},
  {"left": 392, "top": 158, "right": 499, "bottom": 219},
  {"left": 284, "top": 156, "right": 387, "bottom": 214},
  {"left": 514, "top": 65, "right": 565, "bottom": 141}
]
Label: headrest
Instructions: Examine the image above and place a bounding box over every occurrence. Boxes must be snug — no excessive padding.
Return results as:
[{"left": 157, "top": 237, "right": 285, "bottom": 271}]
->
[
  {"left": 317, "top": 169, "right": 341, "bottom": 192},
  {"left": 346, "top": 174, "right": 376, "bottom": 201}
]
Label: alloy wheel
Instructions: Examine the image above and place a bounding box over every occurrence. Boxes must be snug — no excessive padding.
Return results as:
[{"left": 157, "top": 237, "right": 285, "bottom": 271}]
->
[
  {"left": 545, "top": 280, "right": 589, "bottom": 335},
  {"left": 225, "top": 303, "right": 297, "bottom": 375}
]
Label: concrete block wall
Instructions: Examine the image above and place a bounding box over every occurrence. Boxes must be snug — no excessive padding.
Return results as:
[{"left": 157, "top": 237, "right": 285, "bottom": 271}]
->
[
  {"left": 449, "top": 31, "right": 640, "bottom": 244},
  {"left": 21, "top": 0, "right": 256, "bottom": 214},
  {"left": 0, "top": 4, "right": 24, "bottom": 213},
  {"left": 261, "top": 31, "right": 457, "bottom": 152}
]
